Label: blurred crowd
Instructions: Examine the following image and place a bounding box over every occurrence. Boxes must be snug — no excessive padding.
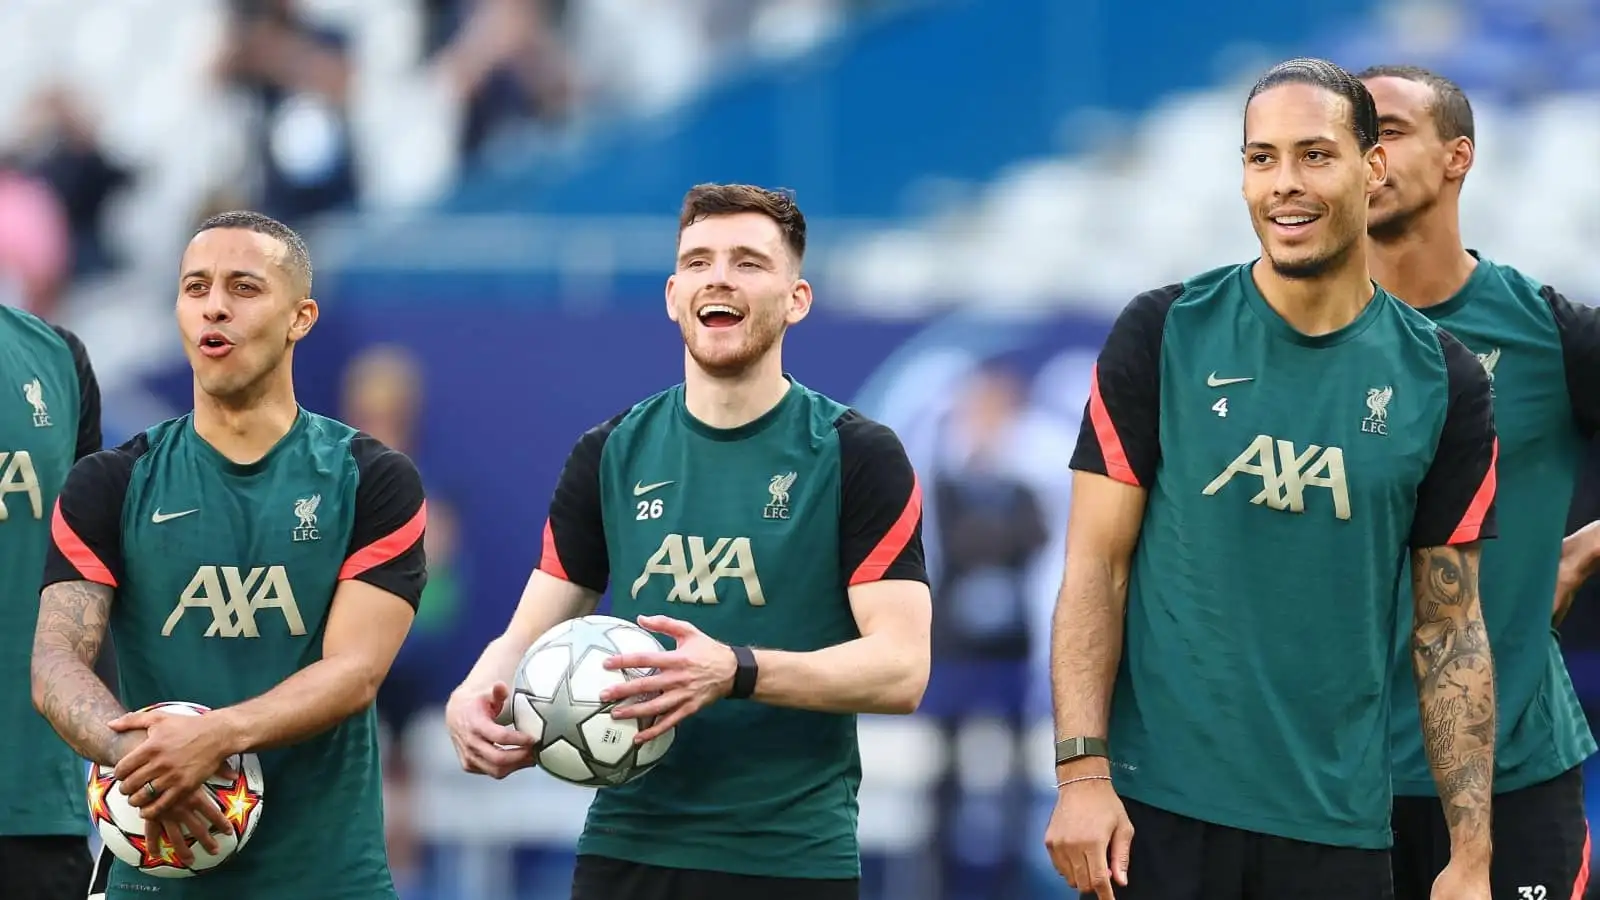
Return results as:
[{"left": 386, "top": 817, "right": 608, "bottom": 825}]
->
[{"left": 0, "top": 0, "right": 877, "bottom": 321}]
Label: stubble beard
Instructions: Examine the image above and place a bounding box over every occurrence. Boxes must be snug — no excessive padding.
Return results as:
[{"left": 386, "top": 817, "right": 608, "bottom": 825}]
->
[
  {"left": 1264, "top": 204, "right": 1364, "bottom": 281},
  {"left": 681, "top": 312, "right": 784, "bottom": 379}
]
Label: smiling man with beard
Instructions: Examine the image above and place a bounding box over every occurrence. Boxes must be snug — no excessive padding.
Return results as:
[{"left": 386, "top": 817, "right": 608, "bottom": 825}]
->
[
  {"left": 1043, "top": 59, "right": 1499, "bottom": 900},
  {"left": 445, "top": 184, "right": 932, "bottom": 900}
]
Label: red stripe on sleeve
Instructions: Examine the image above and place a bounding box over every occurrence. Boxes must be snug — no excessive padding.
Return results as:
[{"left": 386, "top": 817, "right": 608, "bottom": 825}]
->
[
  {"left": 537, "top": 518, "right": 570, "bottom": 581},
  {"left": 849, "top": 475, "right": 923, "bottom": 586},
  {"left": 51, "top": 501, "right": 116, "bottom": 587},
  {"left": 1568, "top": 820, "right": 1590, "bottom": 900},
  {"left": 1087, "top": 364, "right": 1139, "bottom": 486},
  {"left": 1445, "top": 438, "right": 1498, "bottom": 545},
  {"left": 339, "top": 501, "right": 427, "bottom": 580}
]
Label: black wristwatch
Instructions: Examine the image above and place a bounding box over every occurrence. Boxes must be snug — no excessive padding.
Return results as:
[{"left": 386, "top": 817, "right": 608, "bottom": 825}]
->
[
  {"left": 1055, "top": 736, "right": 1110, "bottom": 765},
  {"left": 729, "top": 645, "right": 759, "bottom": 700}
]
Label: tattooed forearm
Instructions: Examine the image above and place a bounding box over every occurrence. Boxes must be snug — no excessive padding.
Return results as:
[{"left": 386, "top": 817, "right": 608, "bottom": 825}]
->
[
  {"left": 1410, "top": 543, "right": 1495, "bottom": 859},
  {"left": 31, "top": 581, "right": 130, "bottom": 766}
]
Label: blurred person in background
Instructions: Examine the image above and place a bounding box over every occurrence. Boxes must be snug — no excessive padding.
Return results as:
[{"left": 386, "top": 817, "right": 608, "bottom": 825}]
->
[
  {"left": 9, "top": 86, "right": 134, "bottom": 280},
  {"left": 0, "top": 169, "right": 72, "bottom": 320},
  {"left": 924, "top": 364, "right": 1048, "bottom": 900},
  {"left": 1046, "top": 58, "right": 1498, "bottom": 900},
  {"left": 1359, "top": 64, "right": 1600, "bottom": 900},
  {"left": 339, "top": 344, "right": 466, "bottom": 898},
  {"left": 0, "top": 258, "right": 102, "bottom": 899},
  {"left": 426, "top": 0, "right": 575, "bottom": 161},
  {"left": 215, "top": 0, "right": 358, "bottom": 228}
]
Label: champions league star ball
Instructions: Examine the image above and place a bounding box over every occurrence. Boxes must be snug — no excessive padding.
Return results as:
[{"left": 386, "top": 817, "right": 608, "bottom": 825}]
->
[
  {"left": 87, "top": 701, "right": 266, "bottom": 878},
  {"left": 511, "top": 615, "right": 677, "bottom": 787}
]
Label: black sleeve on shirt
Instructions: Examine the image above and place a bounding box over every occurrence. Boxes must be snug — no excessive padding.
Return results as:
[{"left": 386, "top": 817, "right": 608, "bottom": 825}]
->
[
  {"left": 834, "top": 410, "right": 928, "bottom": 587},
  {"left": 1542, "top": 285, "right": 1600, "bottom": 439},
  {"left": 1410, "top": 329, "right": 1499, "bottom": 548},
  {"left": 536, "top": 413, "right": 625, "bottom": 594},
  {"left": 49, "top": 325, "right": 102, "bottom": 461},
  {"left": 1068, "top": 284, "right": 1183, "bottom": 487},
  {"left": 342, "top": 434, "right": 428, "bottom": 609},
  {"left": 41, "top": 434, "right": 148, "bottom": 590}
]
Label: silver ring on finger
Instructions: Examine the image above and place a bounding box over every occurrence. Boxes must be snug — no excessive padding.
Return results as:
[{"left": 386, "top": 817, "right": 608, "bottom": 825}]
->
[{"left": 145, "top": 781, "right": 159, "bottom": 800}]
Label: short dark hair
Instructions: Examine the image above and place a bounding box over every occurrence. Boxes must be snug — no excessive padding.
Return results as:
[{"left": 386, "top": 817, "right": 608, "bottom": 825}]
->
[
  {"left": 678, "top": 184, "right": 807, "bottom": 265},
  {"left": 1245, "top": 57, "right": 1380, "bottom": 151},
  {"left": 1356, "top": 64, "right": 1475, "bottom": 143},
  {"left": 194, "top": 210, "right": 312, "bottom": 296}
]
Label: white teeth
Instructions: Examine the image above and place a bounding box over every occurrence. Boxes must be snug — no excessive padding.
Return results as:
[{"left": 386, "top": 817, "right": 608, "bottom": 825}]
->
[
  {"left": 1274, "top": 215, "right": 1315, "bottom": 225},
  {"left": 698, "top": 304, "right": 743, "bottom": 319}
]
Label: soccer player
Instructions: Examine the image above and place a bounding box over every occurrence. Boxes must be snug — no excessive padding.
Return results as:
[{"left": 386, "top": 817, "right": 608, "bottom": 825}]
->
[
  {"left": 1, "top": 299, "right": 102, "bottom": 897},
  {"left": 444, "top": 183, "right": 931, "bottom": 900},
  {"left": 1359, "top": 64, "right": 1600, "bottom": 900},
  {"left": 1042, "top": 58, "right": 1499, "bottom": 900},
  {"left": 31, "top": 211, "right": 428, "bottom": 900}
]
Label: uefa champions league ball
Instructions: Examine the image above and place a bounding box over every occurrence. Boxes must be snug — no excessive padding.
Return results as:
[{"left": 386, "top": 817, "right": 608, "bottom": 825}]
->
[
  {"left": 511, "top": 615, "right": 677, "bottom": 787},
  {"left": 87, "top": 701, "right": 265, "bottom": 878}
]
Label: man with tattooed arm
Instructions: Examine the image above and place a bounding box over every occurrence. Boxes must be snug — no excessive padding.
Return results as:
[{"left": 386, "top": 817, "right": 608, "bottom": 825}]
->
[
  {"left": 32, "top": 211, "right": 426, "bottom": 900},
  {"left": 1360, "top": 64, "right": 1600, "bottom": 900},
  {"left": 1042, "top": 58, "right": 1499, "bottom": 900}
]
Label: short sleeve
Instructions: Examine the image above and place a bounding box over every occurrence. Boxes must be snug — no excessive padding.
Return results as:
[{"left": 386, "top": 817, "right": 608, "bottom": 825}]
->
[
  {"left": 1068, "top": 284, "right": 1182, "bottom": 487},
  {"left": 50, "top": 324, "right": 102, "bottom": 461},
  {"left": 1542, "top": 285, "right": 1600, "bottom": 439},
  {"left": 340, "top": 435, "right": 428, "bottom": 608},
  {"left": 1410, "top": 329, "right": 1499, "bottom": 548},
  {"left": 535, "top": 417, "right": 619, "bottom": 594},
  {"left": 835, "top": 411, "right": 928, "bottom": 586},
  {"left": 42, "top": 438, "right": 143, "bottom": 589}
]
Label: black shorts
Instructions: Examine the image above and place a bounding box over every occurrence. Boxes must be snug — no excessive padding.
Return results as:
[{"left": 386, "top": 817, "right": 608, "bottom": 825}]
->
[
  {"left": 1079, "top": 797, "right": 1393, "bottom": 900},
  {"left": 0, "top": 836, "right": 93, "bottom": 900},
  {"left": 571, "top": 854, "right": 860, "bottom": 900},
  {"left": 1392, "top": 765, "right": 1590, "bottom": 900}
]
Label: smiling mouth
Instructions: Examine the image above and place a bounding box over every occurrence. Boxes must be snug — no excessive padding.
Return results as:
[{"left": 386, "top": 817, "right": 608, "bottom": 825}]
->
[
  {"left": 696, "top": 305, "right": 746, "bottom": 328},
  {"left": 1271, "top": 214, "right": 1319, "bottom": 226}
]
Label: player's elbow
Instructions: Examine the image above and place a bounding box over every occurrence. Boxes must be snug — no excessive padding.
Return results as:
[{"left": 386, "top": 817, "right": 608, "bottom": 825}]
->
[{"left": 880, "top": 651, "right": 930, "bottom": 716}]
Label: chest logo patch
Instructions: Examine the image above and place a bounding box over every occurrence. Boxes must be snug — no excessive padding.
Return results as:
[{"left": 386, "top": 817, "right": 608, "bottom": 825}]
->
[
  {"left": 1475, "top": 348, "right": 1500, "bottom": 395},
  {"left": 1362, "top": 386, "right": 1393, "bottom": 437},
  {"left": 23, "top": 378, "right": 50, "bottom": 428},
  {"left": 292, "top": 494, "right": 322, "bottom": 543},
  {"left": 764, "top": 471, "right": 797, "bottom": 521}
]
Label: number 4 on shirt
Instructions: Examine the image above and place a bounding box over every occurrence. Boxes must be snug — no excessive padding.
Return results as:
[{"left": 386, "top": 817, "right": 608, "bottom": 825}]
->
[{"left": 1212, "top": 397, "right": 1229, "bottom": 418}]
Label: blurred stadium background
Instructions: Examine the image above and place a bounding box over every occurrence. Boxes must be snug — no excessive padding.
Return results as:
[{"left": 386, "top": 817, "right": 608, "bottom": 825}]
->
[{"left": 7, "top": 0, "right": 1600, "bottom": 897}]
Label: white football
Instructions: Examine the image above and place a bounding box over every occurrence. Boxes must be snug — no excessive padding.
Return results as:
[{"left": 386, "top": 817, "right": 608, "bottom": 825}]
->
[
  {"left": 88, "top": 701, "right": 266, "bottom": 878},
  {"left": 511, "top": 615, "right": 677, "bottom": 787}
]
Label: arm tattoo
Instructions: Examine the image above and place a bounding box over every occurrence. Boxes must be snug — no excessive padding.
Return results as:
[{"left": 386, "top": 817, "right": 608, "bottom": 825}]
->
[
  {"left": 31, "top": 581, "right": 130, "bottom": 766},
  {"left": 1410, "top": 544, "right": 1496, "bottom": 850}
]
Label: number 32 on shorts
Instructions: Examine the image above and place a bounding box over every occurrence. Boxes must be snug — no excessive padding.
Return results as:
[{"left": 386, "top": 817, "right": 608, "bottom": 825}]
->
[{"left": 1519, "top": 886, "right": 1548, "bottom": 900}]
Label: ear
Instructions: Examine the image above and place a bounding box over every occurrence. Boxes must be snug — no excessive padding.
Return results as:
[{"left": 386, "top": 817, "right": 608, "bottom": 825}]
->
[
  {"left": 1443, "top": 136, "right": 1474, "bottom": 183},
  {"left": 287, "top": 298, "right": 319, "bottom": 344},
  {"left": 785, "top": 279, "right": 813, "bottom": 326},
  {"left": 664, "top": 275, "right": 681, "bottom": 323},
  {"left": 1365, "top": 142, "right": 1389, "bottom": 194}
]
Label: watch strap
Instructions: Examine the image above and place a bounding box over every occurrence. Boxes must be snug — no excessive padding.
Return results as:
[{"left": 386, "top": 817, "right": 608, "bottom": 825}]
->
[
  {"left": 1054, "top": 736, "right": 1110, "bottom": 765},
  {"left": 729, "top": 645, "right": 758, "bottom": 700}
]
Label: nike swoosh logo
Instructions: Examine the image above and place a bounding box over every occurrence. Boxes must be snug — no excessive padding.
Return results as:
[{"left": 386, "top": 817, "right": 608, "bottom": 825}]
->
[
  {"left": 1206, "top": 373, "right": 1254, "bottom": 387},
  {"left": 633, "top": 480, "right": 674, "bottom": 497},
  {"left": 151, "top": 509, "right": 199, "bottom": 524}
]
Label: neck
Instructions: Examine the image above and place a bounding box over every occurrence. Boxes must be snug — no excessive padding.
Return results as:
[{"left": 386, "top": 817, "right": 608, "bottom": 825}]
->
[
  {"left": 1368, "top": 206, "right": 1476, "bottom": 309},
  {"left": 1252, "top": 247, "right": 1376, "bottom": 336},
  {"left": 192, "top": 374, "right": 300, "bottom": 465},
  {"left": 683, "top": 347, "right": 791, "bottom": 430}
]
